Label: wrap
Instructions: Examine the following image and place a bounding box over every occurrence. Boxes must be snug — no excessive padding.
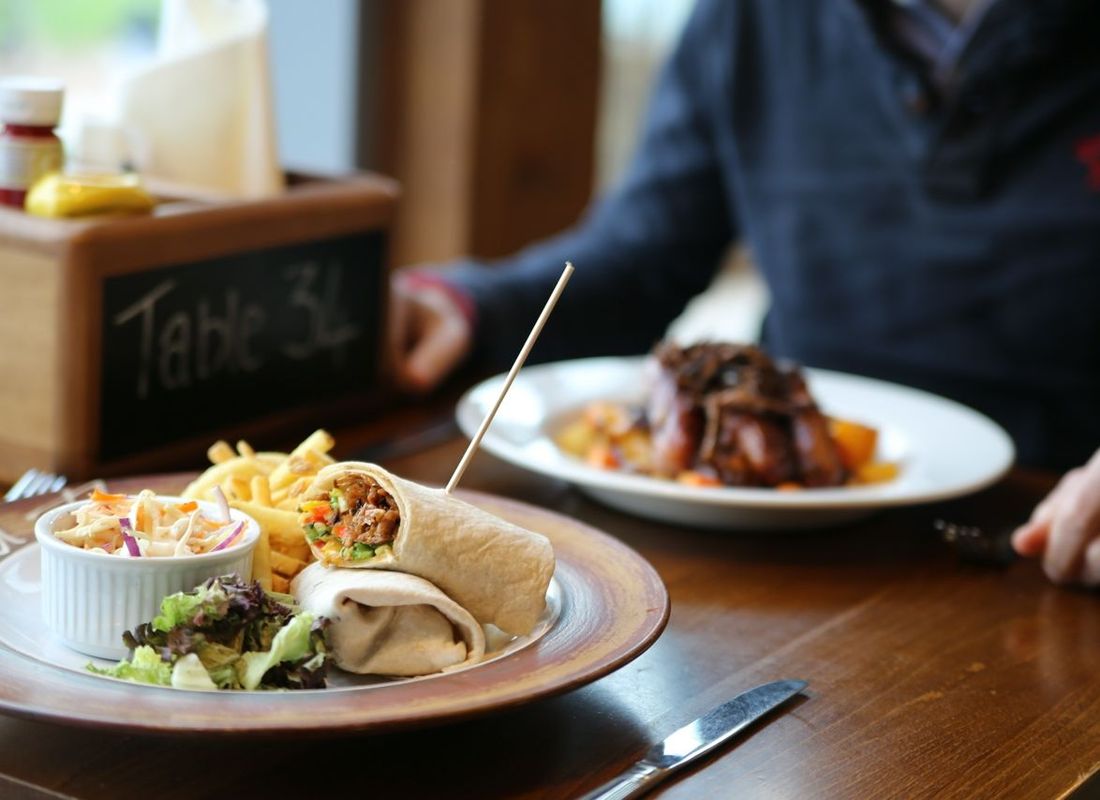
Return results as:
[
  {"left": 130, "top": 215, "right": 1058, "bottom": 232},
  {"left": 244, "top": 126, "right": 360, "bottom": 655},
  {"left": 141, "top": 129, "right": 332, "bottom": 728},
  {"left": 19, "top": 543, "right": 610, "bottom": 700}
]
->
[
  {"left": 292, "top": 562, "right": 485, "bottom": 676},
  {"left": 300, "top": 462, "right": 554, "bottom": 636}
]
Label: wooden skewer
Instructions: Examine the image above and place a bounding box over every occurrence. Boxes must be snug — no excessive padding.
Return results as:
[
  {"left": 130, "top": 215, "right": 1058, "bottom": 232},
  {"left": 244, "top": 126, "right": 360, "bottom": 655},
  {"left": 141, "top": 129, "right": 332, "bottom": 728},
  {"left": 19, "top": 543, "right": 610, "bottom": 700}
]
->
[{"left": 445, "top": 262, "right": 574, "bottom": 494}]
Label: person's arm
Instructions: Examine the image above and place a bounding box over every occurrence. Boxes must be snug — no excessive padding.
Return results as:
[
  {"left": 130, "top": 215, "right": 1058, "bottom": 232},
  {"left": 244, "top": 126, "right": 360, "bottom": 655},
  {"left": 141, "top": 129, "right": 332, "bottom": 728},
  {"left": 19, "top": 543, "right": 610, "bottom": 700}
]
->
[
  {"left": 393, "top": 0, "right": 737, "bottom": 389},
  {"left": 1013, "top": 447, "right": 1100, "bottom": 584}
]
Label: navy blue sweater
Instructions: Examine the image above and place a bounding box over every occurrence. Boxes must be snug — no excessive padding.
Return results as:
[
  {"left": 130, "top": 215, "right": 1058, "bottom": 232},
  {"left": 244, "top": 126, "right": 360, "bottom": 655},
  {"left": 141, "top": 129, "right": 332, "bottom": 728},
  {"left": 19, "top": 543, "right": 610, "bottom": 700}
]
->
[{"left": 447, "top": 0, "right": 1100, "bottom": 470}]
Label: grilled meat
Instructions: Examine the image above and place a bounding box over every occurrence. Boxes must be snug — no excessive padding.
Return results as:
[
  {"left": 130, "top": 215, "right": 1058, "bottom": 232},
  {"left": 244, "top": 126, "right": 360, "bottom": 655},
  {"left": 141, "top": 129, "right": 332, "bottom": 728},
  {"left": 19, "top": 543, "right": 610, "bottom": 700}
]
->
[
  {"left": 791, "top": 409, "right": 848, "bottom": 487},
  {"left": 646, "top": 342, "right": 848, "bottom": 487},
  {"left": 647, "top": 356, "right": 704, "bottom": 474},
  {"left": 334, "top": 474, "right": 400, "bottom": 546}
]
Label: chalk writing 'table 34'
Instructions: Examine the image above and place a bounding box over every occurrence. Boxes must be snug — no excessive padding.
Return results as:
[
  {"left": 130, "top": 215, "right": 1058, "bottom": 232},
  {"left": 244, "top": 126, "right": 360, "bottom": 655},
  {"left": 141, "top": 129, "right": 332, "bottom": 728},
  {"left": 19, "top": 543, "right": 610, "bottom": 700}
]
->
[{"left": 110, "top": 265, "right": 362, "bottom": 400}]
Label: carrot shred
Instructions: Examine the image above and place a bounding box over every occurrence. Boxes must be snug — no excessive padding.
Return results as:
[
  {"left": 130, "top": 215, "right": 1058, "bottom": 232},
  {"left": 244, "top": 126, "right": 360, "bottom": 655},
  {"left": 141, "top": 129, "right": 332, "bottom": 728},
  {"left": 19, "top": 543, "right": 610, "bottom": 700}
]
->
[
  {"left": 175, "top": 501, "right": 198, "bottom": 513},
  {"left": 90, "top": 488, "right": 127, "bottom": 503}
]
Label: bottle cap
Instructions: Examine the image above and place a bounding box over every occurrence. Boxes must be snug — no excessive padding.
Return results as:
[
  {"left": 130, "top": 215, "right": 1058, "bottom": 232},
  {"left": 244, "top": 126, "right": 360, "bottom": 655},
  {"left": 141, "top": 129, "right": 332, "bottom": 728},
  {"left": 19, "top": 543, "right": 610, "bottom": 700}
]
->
[{"left": 0, "top": 78, "right": 64, "bottom": 127}]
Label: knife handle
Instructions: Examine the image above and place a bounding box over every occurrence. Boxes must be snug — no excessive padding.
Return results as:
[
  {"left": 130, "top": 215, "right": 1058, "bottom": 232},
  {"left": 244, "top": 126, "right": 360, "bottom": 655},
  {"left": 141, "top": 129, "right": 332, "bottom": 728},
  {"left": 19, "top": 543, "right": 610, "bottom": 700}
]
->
[{"left": 579, "top": 762, "right": 665, "bottom": 800}]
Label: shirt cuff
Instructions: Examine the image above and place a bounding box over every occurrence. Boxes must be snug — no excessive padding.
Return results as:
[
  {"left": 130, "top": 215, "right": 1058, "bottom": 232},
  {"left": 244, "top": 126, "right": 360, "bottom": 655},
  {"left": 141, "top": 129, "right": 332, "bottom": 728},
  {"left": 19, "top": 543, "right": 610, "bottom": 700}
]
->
[{"left": 396, "top": 269, "right": 478, "bottom": 330}]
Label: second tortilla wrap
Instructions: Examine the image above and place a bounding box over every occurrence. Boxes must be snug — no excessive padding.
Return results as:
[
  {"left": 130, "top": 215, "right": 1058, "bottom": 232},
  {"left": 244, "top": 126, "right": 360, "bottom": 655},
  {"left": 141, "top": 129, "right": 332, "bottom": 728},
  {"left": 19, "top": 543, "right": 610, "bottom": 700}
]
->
[
  {"left": 300, "top": 462, "right": 554, "bottom": 636},
  {"left": 292, "top": 561, "right": 486, "bottom": 676}
]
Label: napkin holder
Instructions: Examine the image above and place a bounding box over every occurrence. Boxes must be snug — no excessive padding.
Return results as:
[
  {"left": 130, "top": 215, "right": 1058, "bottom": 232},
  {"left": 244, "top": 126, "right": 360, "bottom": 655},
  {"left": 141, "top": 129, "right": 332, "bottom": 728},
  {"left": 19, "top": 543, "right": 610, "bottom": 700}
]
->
[{"left": 0, "top": 172, "right": 398, "bottom": 482}]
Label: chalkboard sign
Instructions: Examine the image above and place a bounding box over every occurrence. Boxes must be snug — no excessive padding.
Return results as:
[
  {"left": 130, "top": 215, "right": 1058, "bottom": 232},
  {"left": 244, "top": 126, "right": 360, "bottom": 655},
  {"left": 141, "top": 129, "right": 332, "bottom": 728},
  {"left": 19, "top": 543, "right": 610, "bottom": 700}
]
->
[{"left": 99, "top": 231, "right": 385, "bottom": 460}]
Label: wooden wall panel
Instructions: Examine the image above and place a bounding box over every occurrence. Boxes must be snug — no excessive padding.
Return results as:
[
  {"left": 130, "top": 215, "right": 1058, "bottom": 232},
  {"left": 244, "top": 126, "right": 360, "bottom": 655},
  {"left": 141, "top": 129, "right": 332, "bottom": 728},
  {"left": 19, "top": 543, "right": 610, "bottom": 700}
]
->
[
  {"left": 470, "top": 1, "right": 601, "bottom": 258},
  {"left": 376, "top": 0, "right": 601, "bottom": 265},
  {"left": 0, "top": 247, "right": 62, "bottom": 455}
]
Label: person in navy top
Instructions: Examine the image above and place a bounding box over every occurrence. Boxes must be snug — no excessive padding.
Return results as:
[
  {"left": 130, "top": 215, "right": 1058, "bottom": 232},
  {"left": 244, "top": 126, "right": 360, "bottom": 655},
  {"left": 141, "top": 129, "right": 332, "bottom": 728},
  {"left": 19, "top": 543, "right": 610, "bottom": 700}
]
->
[{"left": 389, "top": 0, "right": 1100, "bottom": 585}]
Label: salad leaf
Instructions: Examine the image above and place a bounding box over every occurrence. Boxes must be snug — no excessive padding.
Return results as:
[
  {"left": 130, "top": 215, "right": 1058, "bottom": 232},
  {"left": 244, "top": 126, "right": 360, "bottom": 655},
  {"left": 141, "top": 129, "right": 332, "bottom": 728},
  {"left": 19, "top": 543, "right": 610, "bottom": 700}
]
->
[
  {"left": 195, "top": 641, "right": 241, "bottom": 672},
  {"left": 89, "top": 645, "right": 172, "bottom": 686},
  {"left": 90, "top": 573, "right": 329, "bottom": 691},
  {"left": 207, "top": 663, "right": 240, "bottom": 690},
  {"left": 148, "top": 573, "right": 274, "bottom": 634},
  {"left": 171, "top": 653, "right": 217, "bottom": 690},
  {"left": 239, "top": 612, "right": 316, "bottom": 690},
  {"left": 246, "top": 617, "right": 330, "bottom": 690},
  {"left": 151, "top": 586, "right": 218, "bottom": 633}
]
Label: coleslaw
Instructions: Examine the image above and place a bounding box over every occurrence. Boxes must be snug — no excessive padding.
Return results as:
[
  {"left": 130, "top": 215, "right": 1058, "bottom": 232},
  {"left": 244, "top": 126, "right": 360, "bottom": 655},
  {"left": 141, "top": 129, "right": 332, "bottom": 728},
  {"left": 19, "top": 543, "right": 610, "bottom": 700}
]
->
[{"left": 52, "top": 488, "right": 246, "bottom": 558}]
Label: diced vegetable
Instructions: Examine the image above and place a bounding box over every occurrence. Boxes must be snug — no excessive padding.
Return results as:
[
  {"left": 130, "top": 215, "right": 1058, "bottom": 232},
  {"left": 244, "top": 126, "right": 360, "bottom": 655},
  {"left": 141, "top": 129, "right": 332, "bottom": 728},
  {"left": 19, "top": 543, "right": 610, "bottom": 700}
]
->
[
  {"left": 350, "top": 542, "right": 374, "bottom": 560},
  {"left": 617, "top": 428, "right": 654, "bottom": 471},
  {"left": 855, "top": 461, "right": 900, "bottom": 484},
  {"left": 555, "top": 418, "right": 602, "bottom": 457},
  {"left": 583, "top": 401, "right": 634, "bottom": 435},
  {"left": 586, "top": 444, "right": 620, "bottom": 470},
  {"left": 829, "top": 418, "right": 878, "bottom": 470},
  {"left": 328, "top": 489, "right": 348, "bottom": 513},
  {"left": 677, "top": 470, "right": 722, "bottom": 487}
]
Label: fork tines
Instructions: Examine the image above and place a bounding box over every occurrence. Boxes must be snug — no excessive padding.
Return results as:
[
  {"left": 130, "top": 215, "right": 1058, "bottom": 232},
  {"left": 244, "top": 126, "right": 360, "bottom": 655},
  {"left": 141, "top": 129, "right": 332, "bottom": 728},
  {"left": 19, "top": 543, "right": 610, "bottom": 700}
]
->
[{"left": 3, "top": 469, "right": 68, "bottom": 503}]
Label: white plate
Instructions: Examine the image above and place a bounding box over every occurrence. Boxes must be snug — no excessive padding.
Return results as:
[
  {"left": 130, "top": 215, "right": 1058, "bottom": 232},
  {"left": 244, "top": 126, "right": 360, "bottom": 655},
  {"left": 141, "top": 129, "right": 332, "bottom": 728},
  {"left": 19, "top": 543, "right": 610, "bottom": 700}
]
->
[{"left": 456, "top": 356, "right": 1015, "bottom": 530}]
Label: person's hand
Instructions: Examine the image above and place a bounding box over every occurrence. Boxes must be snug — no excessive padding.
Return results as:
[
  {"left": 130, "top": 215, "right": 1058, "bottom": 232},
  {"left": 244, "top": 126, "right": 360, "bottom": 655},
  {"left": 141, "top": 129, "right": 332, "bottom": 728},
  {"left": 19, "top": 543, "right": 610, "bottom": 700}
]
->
[
  {"left": 1012, "top": 448, "right": 1100, "bottom": 585},
  {"left": 388, "top": 273, "right": 474, "bottom": 393}
]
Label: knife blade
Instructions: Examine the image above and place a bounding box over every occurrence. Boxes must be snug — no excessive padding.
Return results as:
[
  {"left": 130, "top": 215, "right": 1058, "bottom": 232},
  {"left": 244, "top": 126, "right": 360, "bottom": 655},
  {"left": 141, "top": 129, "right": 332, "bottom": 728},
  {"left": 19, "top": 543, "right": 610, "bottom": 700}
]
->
[{"left": 579, "top": 679, "right": 808, "bottom": 800}]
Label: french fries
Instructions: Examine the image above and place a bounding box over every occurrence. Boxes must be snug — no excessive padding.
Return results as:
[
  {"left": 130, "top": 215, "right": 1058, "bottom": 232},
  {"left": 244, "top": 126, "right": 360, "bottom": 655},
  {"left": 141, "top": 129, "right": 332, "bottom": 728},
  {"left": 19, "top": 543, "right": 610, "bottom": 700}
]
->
[
  {"left": 182, "top": 430, "right": 335, "bottom": 589},
  {"left": 251, "top": 525, "right": 273, "bottom": 592},
  {"left": 231, "top": 500, "right": 313, "bottom": 562},
  {"left": 249, "top": 476, "right": 271, "bottom": 507}
]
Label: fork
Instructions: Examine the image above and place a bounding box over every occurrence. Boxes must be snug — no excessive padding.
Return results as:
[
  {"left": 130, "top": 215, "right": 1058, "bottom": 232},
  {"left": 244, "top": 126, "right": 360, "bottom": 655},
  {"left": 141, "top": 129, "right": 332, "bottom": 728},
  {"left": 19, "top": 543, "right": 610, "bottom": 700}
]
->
[
  {"left": 1, "top": 469, "right": 68, "bottom": 558},
  {"left": 3, "top": 468, "right": 68, "bottom": 503}
]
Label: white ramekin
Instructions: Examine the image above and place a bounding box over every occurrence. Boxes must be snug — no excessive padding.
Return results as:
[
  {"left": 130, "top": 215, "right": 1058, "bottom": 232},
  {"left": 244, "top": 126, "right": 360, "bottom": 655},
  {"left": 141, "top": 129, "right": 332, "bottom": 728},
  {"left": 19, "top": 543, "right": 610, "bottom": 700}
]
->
[{"left": 35, "top": 496, "right": 260, "bottom": 659}]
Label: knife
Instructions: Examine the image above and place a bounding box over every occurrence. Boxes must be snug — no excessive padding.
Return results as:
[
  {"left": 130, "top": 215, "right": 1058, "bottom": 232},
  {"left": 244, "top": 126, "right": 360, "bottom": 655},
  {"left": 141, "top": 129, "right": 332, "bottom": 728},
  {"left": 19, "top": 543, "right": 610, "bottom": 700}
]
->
[{"left": 579, "top": 679, "right": 808, "bottom": 800}]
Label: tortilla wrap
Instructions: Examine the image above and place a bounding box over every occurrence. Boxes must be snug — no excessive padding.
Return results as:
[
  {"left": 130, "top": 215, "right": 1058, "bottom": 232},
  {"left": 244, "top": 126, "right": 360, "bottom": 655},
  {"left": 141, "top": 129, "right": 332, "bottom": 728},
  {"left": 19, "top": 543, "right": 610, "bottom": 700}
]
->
[
  {"left": 292, "top": 562, "right": 485, "bottom": 676},
  {"left": 302, "top": 462, "right": 554, "bottom": 636}
]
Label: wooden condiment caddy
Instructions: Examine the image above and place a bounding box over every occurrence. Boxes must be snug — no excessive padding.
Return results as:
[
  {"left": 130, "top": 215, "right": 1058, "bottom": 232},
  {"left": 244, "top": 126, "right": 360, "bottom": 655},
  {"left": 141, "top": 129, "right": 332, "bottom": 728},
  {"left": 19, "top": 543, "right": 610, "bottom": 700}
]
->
[{"left": 0, "top": 172, "right": 398, "bottom": 483}]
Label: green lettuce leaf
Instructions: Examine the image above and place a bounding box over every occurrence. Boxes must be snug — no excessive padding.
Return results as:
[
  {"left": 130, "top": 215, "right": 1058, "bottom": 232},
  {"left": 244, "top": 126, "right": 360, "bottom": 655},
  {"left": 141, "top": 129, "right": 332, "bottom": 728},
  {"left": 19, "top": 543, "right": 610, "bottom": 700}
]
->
[
  {"left": 238, "top": 613, "right": 316, "bottom": 690},
  {"left": 190, "top": 641, "right": 243, "bottom": 689},
  {"left": 170, "top": 653, "right": 217, "bottom": 690},
  {"left": 151, "top": 581, "right": 228, "bottom": 633},
  {"left": 88, "top": 645, "right": 171, "bottom": 685}
]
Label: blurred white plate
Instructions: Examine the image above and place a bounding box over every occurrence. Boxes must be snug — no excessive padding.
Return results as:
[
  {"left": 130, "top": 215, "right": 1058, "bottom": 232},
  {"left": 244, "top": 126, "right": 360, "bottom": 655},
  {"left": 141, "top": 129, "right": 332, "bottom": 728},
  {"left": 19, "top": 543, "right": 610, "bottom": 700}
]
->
[{"left": 456, "top": 356, "right": 1015, "bottom": 530}]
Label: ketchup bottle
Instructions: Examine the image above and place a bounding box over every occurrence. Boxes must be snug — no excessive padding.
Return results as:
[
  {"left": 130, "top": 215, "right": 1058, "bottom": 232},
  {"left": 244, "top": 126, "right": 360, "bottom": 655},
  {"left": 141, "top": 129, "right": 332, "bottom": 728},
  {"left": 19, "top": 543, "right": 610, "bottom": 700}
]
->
[{"left": 0, "top": 78, "right": 64, "bottom": 209}]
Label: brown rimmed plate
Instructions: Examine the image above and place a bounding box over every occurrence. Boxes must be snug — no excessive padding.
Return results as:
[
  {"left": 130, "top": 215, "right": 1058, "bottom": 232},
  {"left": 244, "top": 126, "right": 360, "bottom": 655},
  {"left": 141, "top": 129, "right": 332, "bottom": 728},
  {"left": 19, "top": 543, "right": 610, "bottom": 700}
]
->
[{"left": 0, "top": 473, "right": 668, "bottom": 735}]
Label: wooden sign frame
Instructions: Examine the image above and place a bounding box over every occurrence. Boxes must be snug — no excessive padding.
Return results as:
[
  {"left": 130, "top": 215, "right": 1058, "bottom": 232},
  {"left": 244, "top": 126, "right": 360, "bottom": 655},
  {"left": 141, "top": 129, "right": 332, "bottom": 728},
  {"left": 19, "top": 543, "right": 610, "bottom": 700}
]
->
[{"left": 0, "top": 173, "right": 398, "bottom": 481}]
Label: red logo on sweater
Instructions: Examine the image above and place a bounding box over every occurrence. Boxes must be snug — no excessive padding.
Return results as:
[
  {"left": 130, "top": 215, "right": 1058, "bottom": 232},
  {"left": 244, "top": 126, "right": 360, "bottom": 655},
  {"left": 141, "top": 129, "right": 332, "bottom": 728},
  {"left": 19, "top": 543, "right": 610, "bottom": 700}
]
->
[{"left": 1076, "top": 134, "right": 1100, "bottom": 190}]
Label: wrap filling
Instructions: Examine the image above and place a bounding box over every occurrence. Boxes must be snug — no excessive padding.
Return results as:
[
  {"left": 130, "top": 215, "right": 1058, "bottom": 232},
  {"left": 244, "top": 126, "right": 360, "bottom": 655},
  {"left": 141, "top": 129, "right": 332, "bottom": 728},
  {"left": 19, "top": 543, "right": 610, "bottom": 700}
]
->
[{"left": 299, "top": 474, "right": 399, "bottom": 563}]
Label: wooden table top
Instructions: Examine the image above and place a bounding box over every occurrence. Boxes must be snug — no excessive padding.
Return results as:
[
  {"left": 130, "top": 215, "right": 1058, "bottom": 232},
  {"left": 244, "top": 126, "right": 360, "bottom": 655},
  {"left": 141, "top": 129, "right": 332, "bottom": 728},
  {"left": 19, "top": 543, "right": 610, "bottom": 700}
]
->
[{"left": 1, "top": 426, "right": 1098, "bottom": 800}]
